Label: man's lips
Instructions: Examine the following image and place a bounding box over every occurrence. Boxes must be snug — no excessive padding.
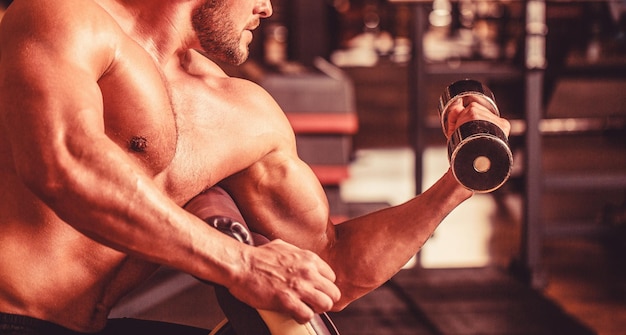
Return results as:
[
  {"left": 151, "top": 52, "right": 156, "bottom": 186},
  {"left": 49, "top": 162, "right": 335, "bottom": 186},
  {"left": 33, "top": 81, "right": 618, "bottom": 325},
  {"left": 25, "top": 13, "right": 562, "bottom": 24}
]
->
[{"left": 246, "top": 19, "right": 260, "bottom": 32}]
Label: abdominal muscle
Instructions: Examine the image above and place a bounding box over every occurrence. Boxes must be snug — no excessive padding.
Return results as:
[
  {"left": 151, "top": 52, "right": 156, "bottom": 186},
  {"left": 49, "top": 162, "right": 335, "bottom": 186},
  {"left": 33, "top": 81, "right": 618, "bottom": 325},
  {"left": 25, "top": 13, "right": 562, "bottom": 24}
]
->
[{"left": 0, "top": 179, "right": 161, "bottom": 332}]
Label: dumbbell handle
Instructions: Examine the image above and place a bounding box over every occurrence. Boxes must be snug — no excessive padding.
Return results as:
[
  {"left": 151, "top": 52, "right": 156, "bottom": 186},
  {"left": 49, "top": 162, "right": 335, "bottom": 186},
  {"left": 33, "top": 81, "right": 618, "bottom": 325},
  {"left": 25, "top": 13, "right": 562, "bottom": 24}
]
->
[{"left": 439, "top": 79, "right": 513, "bottom": 193}]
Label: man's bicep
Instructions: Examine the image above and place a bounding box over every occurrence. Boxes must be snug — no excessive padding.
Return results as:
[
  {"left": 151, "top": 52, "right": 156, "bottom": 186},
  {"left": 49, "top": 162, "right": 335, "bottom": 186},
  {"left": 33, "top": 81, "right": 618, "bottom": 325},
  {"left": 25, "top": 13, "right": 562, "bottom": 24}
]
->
[
  {"left": 0, "top": 7, "right": 116, "bottom": 184},
  {"left": 0, "top": 48, "right": 105, "bottom": 155},
  {"left": 1, "top": 10, "right": 109, "bottom": 121},
  {"left": 222, "top": 154, "right": 331, "bottom": 248},
  {"left": 0, "top": 1, "right": 115, "bottom": 128}
]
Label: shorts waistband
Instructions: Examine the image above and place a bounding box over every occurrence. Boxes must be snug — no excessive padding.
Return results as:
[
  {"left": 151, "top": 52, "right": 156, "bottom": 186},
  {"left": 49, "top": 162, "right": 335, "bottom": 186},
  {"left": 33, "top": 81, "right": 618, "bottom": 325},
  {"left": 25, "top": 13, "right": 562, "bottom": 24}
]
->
[{"left": 0, "top": 312, "right": 82, "bottom": 334}]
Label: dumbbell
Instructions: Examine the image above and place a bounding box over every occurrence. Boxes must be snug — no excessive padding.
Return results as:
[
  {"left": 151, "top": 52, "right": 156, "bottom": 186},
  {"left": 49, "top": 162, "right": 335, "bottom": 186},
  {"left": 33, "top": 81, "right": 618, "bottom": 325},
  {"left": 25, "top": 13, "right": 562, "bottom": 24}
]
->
[{"left": 438, "top": 79, "right": 513, "bottom": 193}]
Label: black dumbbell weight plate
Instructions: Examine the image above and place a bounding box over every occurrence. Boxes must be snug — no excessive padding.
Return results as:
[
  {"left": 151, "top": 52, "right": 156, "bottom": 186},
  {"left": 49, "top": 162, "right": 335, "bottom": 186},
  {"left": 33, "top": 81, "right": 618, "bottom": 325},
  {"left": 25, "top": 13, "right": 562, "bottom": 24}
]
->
[{"left": 449, "top": 120, "right": 512, "bottom": 193}]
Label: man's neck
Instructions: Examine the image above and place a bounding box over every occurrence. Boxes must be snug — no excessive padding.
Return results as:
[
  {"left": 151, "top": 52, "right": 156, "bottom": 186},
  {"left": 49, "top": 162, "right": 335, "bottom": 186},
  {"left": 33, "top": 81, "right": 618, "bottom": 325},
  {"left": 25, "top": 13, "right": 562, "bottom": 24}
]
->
[{"left": 96, "top": 0, "right": 201, "bottom": 64}]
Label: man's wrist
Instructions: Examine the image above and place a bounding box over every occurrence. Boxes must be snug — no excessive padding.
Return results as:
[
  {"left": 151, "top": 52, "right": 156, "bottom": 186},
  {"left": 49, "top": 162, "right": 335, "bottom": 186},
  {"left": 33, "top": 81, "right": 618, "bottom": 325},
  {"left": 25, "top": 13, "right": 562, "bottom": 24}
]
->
[{"left": 443, "top": 168, "right": 474, "bottom": 201}]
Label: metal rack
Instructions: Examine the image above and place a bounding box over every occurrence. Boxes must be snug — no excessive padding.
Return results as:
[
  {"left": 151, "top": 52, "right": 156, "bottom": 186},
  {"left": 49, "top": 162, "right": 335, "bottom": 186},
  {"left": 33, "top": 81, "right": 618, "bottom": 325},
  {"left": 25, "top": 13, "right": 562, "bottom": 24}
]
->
[{"left": 389, "top": 0, "right": 549, "bottom": 287}]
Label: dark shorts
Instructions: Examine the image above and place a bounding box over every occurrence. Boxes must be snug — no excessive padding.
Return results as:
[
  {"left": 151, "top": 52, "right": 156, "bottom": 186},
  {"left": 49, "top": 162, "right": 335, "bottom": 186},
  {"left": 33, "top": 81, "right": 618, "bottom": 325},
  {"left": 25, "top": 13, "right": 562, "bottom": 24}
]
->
[{"left": 0, "top": 313, "right": 210, "bottom": 335}]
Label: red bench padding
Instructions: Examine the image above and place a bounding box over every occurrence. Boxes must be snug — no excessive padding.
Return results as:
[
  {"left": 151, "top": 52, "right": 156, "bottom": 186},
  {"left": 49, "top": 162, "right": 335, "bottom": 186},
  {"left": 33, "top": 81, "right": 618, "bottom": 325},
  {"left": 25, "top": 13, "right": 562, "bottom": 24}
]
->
[
  {"left": 286, "top": 113, "right": 358, "bottom": 135},
  {"left": 310, "top": 165, "right": 350, "bottom": 185}
]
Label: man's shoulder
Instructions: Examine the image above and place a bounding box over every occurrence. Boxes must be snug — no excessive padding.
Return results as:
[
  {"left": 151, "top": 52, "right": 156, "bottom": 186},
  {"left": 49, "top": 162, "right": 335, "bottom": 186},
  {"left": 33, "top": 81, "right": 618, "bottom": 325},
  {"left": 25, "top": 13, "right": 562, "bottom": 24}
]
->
[
  {"left": 184, "top": 49, "right": 282, "bottom": 108},
  {"left": 6, "top": 0, "right": 117, "bottom": 29},
  {"left": 0, "top": 0, "right": 134, "bottom": 76},
  {"left": 2, "top": 0, "right": 123, "bottom": 50}
]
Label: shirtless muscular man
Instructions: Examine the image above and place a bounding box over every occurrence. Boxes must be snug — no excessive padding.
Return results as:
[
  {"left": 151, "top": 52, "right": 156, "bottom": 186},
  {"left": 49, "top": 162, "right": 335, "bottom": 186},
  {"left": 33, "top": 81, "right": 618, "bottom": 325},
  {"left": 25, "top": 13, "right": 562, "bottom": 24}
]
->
[{"left": 0, "top": 0, "right": 509, "bottom": 333}]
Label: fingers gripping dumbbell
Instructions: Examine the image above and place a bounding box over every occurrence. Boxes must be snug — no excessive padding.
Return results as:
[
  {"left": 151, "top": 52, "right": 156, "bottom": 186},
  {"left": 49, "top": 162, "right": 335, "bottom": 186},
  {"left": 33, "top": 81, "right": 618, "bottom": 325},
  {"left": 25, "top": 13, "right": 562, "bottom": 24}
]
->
[{"left": 439, "top": 79, "right": 513, "bottom": 193}]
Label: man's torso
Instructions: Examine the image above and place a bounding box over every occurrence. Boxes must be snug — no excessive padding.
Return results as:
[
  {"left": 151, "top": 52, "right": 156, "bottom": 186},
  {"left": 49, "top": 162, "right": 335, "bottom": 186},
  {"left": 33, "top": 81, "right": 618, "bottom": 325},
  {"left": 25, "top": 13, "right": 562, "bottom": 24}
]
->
[{"left": 0, "top": 0, "right": 290, "bottom": 330}]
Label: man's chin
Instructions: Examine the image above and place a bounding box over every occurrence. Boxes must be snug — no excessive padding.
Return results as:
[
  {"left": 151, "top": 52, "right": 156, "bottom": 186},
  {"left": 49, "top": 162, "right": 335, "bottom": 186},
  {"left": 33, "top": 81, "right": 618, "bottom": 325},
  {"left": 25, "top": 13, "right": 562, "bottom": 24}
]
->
[
  {"left": 222, "top": 55, "right": 248, "bottom": 66},
  {"left": 202, "top": 48, "right": 248, "bottom": 66},
  {"left": 225, "top": 51, "right": 249, "bottom": 66},
  {"left": 208, "top": 49, "right": 250, "bottom": 65}
]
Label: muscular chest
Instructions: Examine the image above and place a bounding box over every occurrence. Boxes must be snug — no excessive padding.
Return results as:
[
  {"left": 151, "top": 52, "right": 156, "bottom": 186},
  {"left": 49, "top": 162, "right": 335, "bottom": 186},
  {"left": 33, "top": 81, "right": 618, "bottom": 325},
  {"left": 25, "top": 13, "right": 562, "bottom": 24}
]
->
[
  {"left": 157, "top": 67, "right": 269, "bottom": 203},
  {"left": 98, "top": 52, "right": 177, "bottom": 176}
]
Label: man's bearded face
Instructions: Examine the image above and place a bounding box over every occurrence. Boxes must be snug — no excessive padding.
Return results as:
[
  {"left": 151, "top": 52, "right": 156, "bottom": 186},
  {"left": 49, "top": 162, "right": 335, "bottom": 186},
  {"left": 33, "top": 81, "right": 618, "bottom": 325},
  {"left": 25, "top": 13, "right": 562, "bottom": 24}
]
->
[{"left": 192, "top": 0, "right": 249, "bottom": 65}]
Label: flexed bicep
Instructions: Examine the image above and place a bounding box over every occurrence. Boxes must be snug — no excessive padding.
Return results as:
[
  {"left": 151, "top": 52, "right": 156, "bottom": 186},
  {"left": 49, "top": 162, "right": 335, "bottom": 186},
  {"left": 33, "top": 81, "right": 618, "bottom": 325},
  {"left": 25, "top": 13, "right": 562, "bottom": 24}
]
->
[{"left": 222, "top": 150, "right": 333, "bottom": 253}]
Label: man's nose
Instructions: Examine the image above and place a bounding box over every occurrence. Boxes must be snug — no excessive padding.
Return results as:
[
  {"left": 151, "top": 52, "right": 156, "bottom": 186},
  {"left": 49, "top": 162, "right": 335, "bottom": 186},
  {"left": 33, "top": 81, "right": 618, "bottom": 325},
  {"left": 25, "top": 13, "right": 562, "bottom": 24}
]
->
[{"left": 255, "top": 0, "right": 273, "bottom": 18}]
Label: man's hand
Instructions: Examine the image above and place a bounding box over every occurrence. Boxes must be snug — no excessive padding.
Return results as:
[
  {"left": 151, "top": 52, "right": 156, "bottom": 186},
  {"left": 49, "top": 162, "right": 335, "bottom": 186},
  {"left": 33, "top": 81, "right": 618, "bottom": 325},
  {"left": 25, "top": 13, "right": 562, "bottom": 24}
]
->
[
  {"left": 228, "top": 239, "right": 341, "bottom": 324},
  {"left": 444, "top": 96, "right": 511, "bottom": 139},
  {"left": 442, "top": 94, "right": 512, "bottom": 193}
]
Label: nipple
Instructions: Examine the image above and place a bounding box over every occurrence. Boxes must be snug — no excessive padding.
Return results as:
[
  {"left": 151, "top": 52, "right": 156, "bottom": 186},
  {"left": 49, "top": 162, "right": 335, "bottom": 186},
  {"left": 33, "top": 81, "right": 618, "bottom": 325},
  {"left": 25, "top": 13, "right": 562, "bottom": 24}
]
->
[{"left": 130, "top": 136, "right": 148, "bottom": 152}]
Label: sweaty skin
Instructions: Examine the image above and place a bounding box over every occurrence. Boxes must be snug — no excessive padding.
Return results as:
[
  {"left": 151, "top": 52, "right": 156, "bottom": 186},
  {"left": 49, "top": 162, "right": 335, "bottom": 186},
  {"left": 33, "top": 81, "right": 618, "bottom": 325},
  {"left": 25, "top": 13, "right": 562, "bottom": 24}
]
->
[{"left": 0, "top": 0, "right": 509, "bottom": 332}]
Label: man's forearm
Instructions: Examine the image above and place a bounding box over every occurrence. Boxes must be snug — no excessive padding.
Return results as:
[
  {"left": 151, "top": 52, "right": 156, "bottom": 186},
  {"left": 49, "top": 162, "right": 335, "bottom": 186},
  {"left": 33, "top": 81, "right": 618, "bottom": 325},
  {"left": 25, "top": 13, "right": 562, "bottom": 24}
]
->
[
  {"left": 329, "top": 171, "right": 472, "bottom": 307},
  {"left": 18, "top": 133, "right": 246, "bottom": 288}
]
